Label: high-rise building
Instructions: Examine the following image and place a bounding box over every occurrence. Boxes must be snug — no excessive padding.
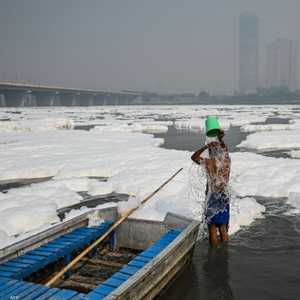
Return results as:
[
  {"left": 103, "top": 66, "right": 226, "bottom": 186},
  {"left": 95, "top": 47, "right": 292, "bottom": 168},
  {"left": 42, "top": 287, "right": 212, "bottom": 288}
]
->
[
  {"left": 239, "top": 12, "right": 259, "bottom": 94},
  {"left": 266, "top": 38, "right": 298, "bottom": 90}
]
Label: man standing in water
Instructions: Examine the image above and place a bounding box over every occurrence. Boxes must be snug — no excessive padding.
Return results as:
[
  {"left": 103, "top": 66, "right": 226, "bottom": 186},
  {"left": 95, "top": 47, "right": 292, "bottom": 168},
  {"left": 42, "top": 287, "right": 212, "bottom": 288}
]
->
[{"left": 191, "top": 117, "right": 231, "bottom": 247}]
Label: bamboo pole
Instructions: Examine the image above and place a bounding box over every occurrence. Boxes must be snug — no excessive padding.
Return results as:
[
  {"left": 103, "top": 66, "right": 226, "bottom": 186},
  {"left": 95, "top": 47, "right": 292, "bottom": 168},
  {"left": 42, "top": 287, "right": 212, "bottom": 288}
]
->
[{"left": 45, "top": 167, "right": 183, "bottom": 287}]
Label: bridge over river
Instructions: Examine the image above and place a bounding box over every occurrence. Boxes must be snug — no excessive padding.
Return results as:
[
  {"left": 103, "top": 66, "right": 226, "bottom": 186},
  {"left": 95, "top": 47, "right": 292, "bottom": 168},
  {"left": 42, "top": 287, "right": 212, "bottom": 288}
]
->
[{"left": 0, "top": 82, "right": 142, "bottom": 106}]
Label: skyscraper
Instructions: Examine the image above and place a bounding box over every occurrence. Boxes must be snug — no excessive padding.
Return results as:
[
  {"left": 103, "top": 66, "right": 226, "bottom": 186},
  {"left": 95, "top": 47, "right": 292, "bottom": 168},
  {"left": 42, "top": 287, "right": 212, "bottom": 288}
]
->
[
  {"left": 266, "top": 38, "right": 298, "bottom": 90},
  {"left": 239, "top": 12, "right": 259, "bottom": 94}
]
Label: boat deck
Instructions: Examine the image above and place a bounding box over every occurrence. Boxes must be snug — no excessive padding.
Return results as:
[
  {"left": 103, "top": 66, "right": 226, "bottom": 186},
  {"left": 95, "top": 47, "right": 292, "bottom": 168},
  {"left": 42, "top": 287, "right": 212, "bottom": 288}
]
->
[
  {"left": 0, "top": 221, "right": 113, "bottom": 281},
  {"left": 87, "top": 229, "right": 182, "bottom": 299},
  {"left": 0, "top": 278, "right": 86, "bottom": 300},
  {"left": 56, "top": 248, "right": 139, "bottom": 293},
  {"left": 0, "top": 220, "right": 183, "bottom": 299}
]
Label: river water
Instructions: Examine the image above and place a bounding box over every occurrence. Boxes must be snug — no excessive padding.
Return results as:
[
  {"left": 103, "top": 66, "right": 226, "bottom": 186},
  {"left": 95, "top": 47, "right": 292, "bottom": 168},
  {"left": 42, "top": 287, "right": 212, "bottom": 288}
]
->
[
  {"left": 156, "top": 122, "right": 300, "bottom": 300},
  {"left": 1, "top": 113, "right": 299, "bottom": 299}
]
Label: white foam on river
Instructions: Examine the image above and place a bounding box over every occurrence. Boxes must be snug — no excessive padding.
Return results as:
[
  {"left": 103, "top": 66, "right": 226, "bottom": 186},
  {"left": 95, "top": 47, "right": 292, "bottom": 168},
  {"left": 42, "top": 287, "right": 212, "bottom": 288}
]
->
[
  {"left": 231, "top": 152, "right": 300, "bottom": 198},
  {"left": 241, "top": 124, "right": 296, "bottom": 133},
  {"left": 0, "top": 118, "right": 74, "bottom": 132},
  {"left": 287, "top": 192, "right": 300, "bottom": 213},
  {"left": 0, "top": 105, "right": 299, "bottom": 246},
  {"left": 238, "top": 130, "right": 300, "bottom": 151},
  {"left": 290, "top": 150, "right": 300, "bottom": 158}
]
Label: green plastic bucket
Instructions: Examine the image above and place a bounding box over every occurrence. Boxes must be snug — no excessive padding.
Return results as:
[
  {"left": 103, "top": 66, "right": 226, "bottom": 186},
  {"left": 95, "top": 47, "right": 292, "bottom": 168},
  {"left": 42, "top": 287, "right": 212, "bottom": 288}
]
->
[{"left": 205, "top": 116, "right": 221, "bottom": 137}]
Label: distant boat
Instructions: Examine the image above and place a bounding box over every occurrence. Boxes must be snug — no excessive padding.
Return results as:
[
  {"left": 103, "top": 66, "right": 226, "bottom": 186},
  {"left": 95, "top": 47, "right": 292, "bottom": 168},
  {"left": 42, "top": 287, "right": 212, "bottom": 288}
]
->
[{"left": 0, "top": 206, "right": 200, "bottom": 299}]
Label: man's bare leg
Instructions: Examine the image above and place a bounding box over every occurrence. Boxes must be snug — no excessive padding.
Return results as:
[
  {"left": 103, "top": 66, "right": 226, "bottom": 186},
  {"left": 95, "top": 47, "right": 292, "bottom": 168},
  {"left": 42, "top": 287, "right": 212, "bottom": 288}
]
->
[
  {"left": 209, "top": 224, "right": 219, "bottom": 247},
  {"left": 219, "top": 224, "right": 229, "bottom": 242}
]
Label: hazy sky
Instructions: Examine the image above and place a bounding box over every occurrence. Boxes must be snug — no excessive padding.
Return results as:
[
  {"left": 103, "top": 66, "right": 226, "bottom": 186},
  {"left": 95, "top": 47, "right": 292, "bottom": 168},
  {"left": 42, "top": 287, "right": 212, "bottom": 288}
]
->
[{"left": 0, "top": 0, "right": 299, "bottom": 94}]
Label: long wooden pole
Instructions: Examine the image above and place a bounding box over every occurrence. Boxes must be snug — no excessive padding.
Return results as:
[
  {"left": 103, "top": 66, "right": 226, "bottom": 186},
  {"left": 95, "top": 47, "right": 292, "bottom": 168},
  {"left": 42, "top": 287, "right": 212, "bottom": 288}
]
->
[{"left": 46, "top": 168, "right": 183, "bottom": 287}]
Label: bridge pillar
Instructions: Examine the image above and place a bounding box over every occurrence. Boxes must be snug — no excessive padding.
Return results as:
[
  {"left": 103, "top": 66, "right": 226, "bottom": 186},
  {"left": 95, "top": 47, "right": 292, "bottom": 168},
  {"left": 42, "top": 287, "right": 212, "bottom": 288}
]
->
[
  {"left": 88, "top": 96, "right": 95, "bottom": 106},
  {"left": 59, "top": 93, "right": 77, "bottom": 106},
  {"left": 34, "top": 91, "right": 48, "bottom": 106},
  {"left": 70, "top": 94, "right": 79, "bottom": 106},
  {"left": 108, "top": 94, "right": 128, "bottom": 105},
  {"left": 118, "top": 95, "right": 127, "bottom": 105},
  {"left": 118, "top": 95, "right": 137, "bottom": 105},
  {"left": 20, "top": 91, "right": 37, "bottom": 106},
  {"left": 103, "top": 94, "right": 117, "bottom": 105},
  {"left": 49, "top": 92, "right": 61, "bottom": 106},
  {"left": 77, "top": 94, "right": 94, "bottom": 106},
  {"left": 0, "top": 84, "right": 141, "bottom": 107},
  {"left": 2, "top": 90, "right": 27, "bottom": 106},
  {"left": 93, "top": 94, "right": 104, "bottom": 105},
  {"left": 128, "top": 95, "right": 140, "bottom": 104},
  {"left": 34, "top": 91, "right": 61, "bottom": 106},
  {"left": 0, "top": 94, "right": 6, "bottom": 107}
]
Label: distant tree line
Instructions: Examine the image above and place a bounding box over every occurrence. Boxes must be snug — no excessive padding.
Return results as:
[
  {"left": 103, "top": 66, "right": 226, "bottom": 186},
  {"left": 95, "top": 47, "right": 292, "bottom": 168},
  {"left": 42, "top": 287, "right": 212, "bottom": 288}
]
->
[{"left": 197, "top": 86, "right": 300, "bottom": 105}]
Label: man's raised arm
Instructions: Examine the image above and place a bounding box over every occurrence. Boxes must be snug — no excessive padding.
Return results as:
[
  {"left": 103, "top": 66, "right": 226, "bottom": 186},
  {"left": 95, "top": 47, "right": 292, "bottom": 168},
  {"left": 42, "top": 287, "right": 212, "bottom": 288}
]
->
[{"left": 191, "top": 145, "right": 208, "bottom": 165}]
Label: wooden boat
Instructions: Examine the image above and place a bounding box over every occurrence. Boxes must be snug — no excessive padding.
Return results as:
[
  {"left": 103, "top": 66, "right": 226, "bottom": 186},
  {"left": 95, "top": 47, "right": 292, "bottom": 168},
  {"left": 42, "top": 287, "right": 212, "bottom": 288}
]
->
[{"left": 0, "top": 206, "right": 200, "bottom": 300}]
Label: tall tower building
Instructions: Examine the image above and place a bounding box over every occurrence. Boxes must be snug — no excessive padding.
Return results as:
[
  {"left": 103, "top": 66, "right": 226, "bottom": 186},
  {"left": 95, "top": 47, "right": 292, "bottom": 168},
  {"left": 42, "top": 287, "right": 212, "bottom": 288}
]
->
[
  {"left": 290, "top": 40, "right": 299, "bottom": 90},
  {"left": 239, "top": 12, "right": 259, "bottom": 94},
  {"left": 266, "top": 39, "right": 298, "bottom": 90}
]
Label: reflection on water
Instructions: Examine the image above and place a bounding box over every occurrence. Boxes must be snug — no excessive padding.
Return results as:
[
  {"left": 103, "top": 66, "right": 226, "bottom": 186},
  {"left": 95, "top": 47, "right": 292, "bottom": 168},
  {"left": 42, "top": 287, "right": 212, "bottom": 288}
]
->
[
  {"left": 157, "top": 125, "right": 300, "bottom": 299},
  {"left": 158, "top": 243, "right": 234, "bottom": 300},
  {"left": 265, "top": 117, "right": 291, "bottom": 124},
  {"left": 258, "top": 150, "right": 292, "bottom": 159},
  {"left": 202, "top": 245, "right": 234, "bottom": 300},
  {"left": 161, "top": 198, "right": 300, "bottom": 300},
  {"left": 0, "top": 177, "right": 53, "bottom": 192},
  {"left": 157, "top": 123, "right": 297, "bottom": 160},
  {"left": 154, "top": 126, "right": 247, "bottom": 152},
  {"left": 74, "top": 124, "right": 96, "bottom": 130}
]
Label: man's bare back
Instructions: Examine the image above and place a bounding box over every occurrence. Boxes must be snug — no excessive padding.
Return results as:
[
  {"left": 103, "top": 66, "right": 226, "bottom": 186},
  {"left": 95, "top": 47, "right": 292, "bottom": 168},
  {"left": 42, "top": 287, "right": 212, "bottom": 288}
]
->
[
  {"left": 205, "top": 141, "right": 231, "bottom": 193},
  {"left": 191, "top": 130, "right": 231, "bottom": 247}
]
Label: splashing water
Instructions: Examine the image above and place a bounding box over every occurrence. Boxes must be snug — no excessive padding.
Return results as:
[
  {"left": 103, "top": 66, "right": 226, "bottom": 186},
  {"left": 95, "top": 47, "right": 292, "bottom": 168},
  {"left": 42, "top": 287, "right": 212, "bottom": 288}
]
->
[
  {"left": 188, "top": 140, "right": 240, "bottom": 239},
  {"left": 188, "top": 163, "right": 208, "bottom": 239}
]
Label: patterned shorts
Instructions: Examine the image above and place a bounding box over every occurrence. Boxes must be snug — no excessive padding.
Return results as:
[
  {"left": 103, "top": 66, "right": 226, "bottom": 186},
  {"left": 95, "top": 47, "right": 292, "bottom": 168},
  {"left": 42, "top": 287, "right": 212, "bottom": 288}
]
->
[{"left": 205, "top": 192, "right": 230, "bottom": 226}]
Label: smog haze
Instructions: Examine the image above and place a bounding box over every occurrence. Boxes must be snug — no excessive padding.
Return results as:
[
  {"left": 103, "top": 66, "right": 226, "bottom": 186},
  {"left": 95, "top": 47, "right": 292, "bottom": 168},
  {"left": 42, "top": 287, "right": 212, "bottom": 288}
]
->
[{"left": 0, "top": 0, "right": 299, "bottom": 94}]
